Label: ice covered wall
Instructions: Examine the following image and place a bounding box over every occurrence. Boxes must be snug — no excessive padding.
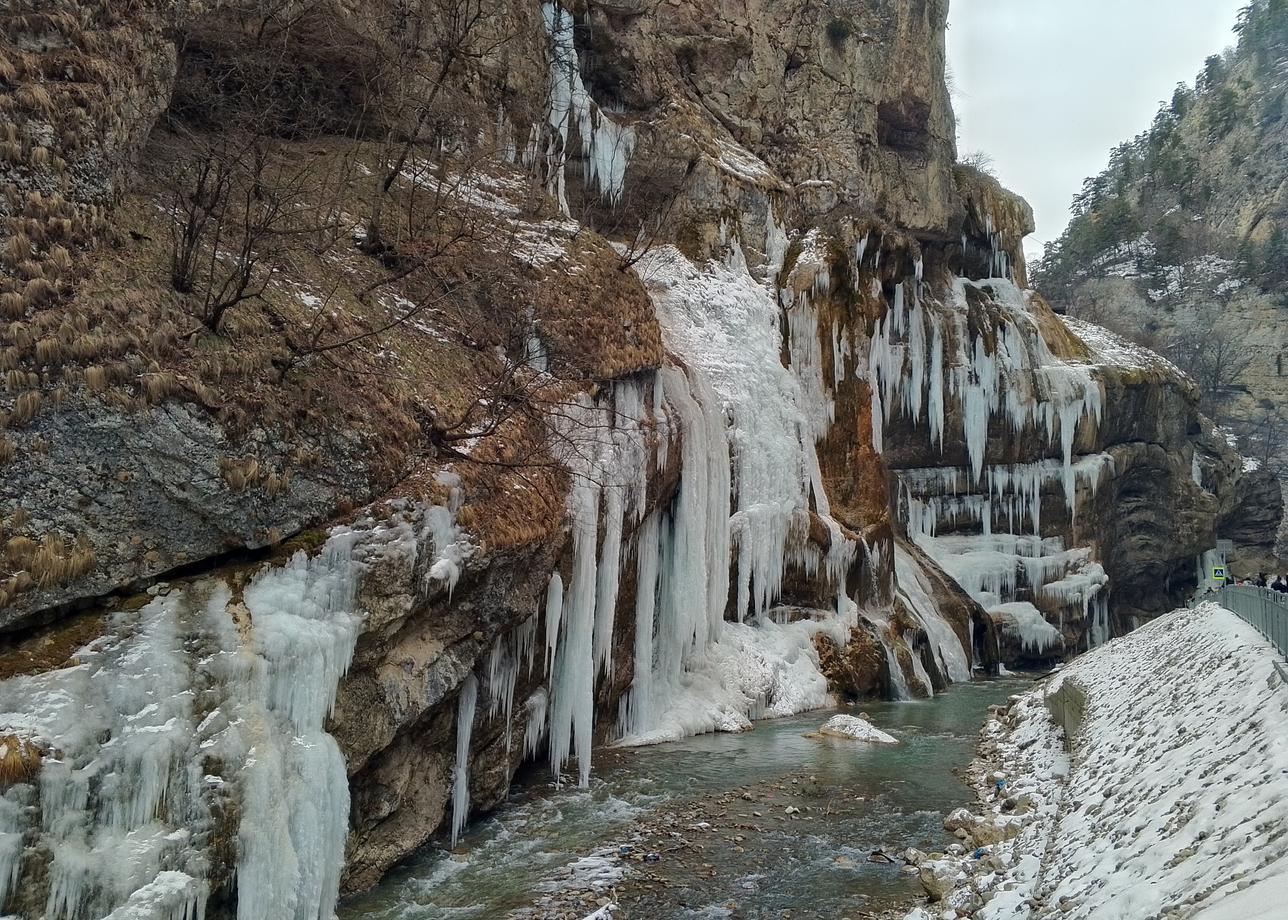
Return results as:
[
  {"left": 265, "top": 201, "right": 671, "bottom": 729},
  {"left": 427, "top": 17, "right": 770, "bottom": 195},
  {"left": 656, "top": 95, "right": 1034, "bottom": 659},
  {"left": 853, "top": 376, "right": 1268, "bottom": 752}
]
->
[
  {"left": 0, "top": 520, "right": 418, "bottom": 918},
  {"left": 865, "top": 173, "right": 1245, "bottom": 655},
  {"left": 872, "top": 270, "right": 1115, "bottom": 660}
]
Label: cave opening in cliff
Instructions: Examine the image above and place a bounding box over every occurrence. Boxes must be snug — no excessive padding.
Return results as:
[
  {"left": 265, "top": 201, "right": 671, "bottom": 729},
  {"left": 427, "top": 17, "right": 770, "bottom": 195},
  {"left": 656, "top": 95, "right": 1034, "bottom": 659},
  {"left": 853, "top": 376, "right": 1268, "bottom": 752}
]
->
[{"left": 877, "top": 96, "right": 933, "bottom": 158}]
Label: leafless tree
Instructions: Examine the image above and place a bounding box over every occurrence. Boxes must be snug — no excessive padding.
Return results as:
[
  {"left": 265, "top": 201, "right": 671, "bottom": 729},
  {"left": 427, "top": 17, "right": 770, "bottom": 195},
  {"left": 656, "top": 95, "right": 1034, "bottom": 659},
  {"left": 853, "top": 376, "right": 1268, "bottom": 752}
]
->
[
  {"left": 1238, "top": 404, "right": 1288, "bottom": 477},
  {"left": 155, "top": 0, "right": 646, "bottom": 486},
  {"left": 1166, "top": 323, "right": 1255, "bottom": 414},
  {"left": 363, "top": 0, "right": 524, "bottom": 255},
  {"left": 163, "top": 133, "right": 340, "bottom": 333}
]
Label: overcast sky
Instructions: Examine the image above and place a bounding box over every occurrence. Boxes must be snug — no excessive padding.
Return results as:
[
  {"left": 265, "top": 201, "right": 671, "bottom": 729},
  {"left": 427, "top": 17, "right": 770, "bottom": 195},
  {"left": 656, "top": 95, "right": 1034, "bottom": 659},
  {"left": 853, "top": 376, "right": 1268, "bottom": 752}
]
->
[{"left": 947, "top": 0, "right": 1248, "bottom": 262}]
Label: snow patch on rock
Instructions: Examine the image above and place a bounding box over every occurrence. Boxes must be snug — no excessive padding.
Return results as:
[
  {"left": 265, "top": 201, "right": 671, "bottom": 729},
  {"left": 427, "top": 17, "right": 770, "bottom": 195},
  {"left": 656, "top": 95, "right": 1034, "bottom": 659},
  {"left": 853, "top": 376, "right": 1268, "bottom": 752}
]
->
[{"left": 813, "top": 714, "right": 898, "bottom": 745}]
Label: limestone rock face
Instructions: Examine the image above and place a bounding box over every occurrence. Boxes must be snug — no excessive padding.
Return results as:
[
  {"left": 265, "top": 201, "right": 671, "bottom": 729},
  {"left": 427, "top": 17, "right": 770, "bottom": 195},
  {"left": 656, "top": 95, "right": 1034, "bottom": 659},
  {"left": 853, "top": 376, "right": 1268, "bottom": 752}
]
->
[
  {"left": 1, "top": 403, "right": 372, "bottom": 630},
  {"left": 575, "top": 0, "right": 960, "bottom": 232},
  {"left": 815, "top": 624, "right": 889, "bottom": 700},
  {"left": 1222, "top": 468, "right": 1284, "bottom": 571}
]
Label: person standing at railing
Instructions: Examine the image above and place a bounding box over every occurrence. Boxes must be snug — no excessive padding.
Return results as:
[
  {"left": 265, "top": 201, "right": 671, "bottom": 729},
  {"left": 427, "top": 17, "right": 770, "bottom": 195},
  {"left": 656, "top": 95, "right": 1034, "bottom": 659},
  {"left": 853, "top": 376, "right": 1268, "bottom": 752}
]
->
[{"left": 1256, "top": 573, "right": 1269, "bottom": 588}]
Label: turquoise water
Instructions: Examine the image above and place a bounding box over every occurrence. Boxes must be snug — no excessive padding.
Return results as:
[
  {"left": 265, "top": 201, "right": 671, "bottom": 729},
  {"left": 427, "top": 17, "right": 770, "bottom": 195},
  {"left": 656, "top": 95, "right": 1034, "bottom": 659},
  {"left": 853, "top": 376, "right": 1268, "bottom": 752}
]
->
[{"left": 339, "top": 678, "right": 1031, "bottom": 919}]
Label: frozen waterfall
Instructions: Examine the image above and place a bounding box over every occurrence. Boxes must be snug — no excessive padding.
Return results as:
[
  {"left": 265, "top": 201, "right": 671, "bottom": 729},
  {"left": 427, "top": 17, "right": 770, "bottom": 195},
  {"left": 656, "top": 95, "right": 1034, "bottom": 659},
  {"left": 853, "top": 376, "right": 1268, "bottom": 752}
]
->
[{"left": 0, "top": 524, "right": 411, "bottom": 920}]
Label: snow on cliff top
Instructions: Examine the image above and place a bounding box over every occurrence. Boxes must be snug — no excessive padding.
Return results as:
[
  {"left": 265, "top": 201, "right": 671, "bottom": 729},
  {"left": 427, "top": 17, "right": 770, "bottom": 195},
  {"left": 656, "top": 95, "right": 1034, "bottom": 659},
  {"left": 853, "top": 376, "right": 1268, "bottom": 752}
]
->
[
  {"left": 909, "top": 602, "right": 1288, "bottom": 919},
  {"left": 1059, "top": 315, "right": 1186, "bottom": 378}
]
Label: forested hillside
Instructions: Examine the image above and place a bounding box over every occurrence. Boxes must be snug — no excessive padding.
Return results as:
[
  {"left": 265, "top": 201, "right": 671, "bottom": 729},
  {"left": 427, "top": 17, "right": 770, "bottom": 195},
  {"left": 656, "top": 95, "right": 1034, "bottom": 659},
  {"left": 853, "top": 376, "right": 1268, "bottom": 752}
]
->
[{"left": 1034, "top": 0, "right": 1288, "bottom": 471}]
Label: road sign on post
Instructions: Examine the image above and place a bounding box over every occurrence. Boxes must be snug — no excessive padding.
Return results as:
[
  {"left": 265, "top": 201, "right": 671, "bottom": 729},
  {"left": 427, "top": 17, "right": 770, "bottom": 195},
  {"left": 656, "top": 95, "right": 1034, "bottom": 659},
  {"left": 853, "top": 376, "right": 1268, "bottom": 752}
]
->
[{"left": 1212, "top": 566, "right": 1227, "bottom": 583}]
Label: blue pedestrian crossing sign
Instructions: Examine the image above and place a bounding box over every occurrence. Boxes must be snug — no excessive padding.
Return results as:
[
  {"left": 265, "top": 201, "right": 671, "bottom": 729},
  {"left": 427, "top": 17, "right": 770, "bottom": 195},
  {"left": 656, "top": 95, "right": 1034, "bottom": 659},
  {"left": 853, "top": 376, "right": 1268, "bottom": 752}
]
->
[{"left": 1212, "top": 566, "right": 1227, "bottom": 582}]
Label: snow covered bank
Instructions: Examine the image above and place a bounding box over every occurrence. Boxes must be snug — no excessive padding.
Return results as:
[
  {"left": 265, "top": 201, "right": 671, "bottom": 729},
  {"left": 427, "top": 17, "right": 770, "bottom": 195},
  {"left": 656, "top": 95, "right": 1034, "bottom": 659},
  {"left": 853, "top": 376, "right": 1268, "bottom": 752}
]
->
[{"left": 906, "top": 602, "right": 1288, "bottom": 919}]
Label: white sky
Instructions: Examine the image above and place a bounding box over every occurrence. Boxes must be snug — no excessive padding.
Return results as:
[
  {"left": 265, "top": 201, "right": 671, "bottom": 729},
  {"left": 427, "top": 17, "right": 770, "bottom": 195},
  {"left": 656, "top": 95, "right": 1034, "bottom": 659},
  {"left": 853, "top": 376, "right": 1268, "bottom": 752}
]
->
[{"left": 947, "top": 0, "right": 1248, "bottom": 262}]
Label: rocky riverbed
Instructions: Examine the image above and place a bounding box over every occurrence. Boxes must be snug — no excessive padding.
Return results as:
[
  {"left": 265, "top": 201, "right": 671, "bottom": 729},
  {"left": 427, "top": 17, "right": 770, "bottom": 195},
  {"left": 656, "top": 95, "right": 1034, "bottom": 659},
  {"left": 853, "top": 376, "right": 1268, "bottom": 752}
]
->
[{"left": 339, "top": 679, "right": 1033, "bottom": 920}]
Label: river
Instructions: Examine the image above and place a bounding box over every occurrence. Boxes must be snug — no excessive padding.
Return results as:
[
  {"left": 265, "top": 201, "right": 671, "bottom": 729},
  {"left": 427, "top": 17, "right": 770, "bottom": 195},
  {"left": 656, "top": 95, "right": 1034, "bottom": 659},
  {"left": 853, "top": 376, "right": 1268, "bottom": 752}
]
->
[{"left": 339, "top": 677, "right": 1031, "bottom": 920}]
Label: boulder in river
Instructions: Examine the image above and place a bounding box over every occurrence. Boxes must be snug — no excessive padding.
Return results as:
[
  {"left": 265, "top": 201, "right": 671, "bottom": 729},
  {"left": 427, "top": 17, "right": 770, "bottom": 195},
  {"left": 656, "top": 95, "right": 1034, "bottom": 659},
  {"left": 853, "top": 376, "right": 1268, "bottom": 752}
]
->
[{"left": 806, "top": 714, "right": 899, "bottom": 745}]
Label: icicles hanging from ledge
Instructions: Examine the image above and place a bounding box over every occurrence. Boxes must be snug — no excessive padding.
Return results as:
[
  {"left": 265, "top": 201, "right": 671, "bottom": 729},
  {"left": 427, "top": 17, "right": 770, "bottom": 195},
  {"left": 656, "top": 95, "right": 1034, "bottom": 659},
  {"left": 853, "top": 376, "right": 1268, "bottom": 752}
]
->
[
  {"left": 869, "top": 276, "right": 1105, "bottom": 491},
  {"left": 542, "top": 378, "right": 652, "bottom": 787},
  {"left": 898, "top": 454, "right": 1115, "bottom": 541},
  {"left": 868, "top": 268, "right": 1118, "bottom": 640},
  {"left": 548, "top": 461, "right": 601, "bottom": 788},
  {"left": 607, "top": 228, "right": 879, "bottom": 744},
  {"left": 540, "top": 2, "right": 636, "bottom": 215},
  {"left": 236, "top": 533, "right": 365, "bottom": 920},
  {"left": 634, "top": 243, "right": 819, "bottom": 624}
]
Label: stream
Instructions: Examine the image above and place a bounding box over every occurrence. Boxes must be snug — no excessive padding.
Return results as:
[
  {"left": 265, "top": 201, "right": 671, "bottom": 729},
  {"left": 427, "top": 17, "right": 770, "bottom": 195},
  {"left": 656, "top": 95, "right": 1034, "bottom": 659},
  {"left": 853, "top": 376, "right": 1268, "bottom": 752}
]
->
[{"left": 339, "top": 678, "right": 1032, "bottom": 920}]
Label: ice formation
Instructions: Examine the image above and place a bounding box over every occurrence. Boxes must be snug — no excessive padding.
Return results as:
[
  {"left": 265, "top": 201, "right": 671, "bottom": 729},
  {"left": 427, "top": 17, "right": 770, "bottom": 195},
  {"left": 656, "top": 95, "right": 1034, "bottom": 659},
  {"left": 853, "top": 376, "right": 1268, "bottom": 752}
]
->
[
  {"left": 868, "top": 265, "right": 1117, "bottom": 649},
  {"left": 541, "top": 3, "right": 636, "bottom": 215},
  {"left": 447, "top": 224, "right": 999, "bottom": 839},
  {"left": 422, "top": 471, "right": 473, "bottom": 596},
  {"left": 989, "top": 602, "right": 1065, "bottom": 655},
  {"left": 450, "top": 674, "right": 478, "bottom": 847},
  {"left": 894, "top": 544, "right": 971, "bottom": 684},
  {"left": 542, "top": 379, "right": 652, "bottom": 786},
  {"left": 467, "top": 221, "right": 960, "bottom": 802},
  {"left": 0, "top": 525, "right": 390, "bottom": 920},
  {"left": 871, "top": 278, "right": 1103, "bottom": 488}
]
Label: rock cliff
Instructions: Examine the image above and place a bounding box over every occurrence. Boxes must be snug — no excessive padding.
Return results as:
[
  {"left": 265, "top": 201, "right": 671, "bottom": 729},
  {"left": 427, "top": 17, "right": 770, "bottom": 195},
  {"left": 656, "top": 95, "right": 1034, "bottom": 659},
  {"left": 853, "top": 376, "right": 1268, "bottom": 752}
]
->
[{"left": 0, "top": 1, "right": 1274, "bottom": 917}]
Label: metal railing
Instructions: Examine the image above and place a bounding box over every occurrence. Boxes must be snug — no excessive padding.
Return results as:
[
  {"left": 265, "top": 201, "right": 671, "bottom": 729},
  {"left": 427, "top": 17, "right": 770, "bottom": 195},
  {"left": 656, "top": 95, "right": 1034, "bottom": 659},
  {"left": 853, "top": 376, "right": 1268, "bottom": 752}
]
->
[{"left": 1207, "top": 585, "right": 1288, "bottom": 659}]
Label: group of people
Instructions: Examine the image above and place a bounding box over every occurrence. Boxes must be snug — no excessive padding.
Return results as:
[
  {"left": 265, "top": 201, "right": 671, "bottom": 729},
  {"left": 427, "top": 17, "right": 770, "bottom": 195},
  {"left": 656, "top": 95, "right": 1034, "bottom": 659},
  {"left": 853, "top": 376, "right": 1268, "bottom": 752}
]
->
[
  {"left": 1234, "top": 573, "right": 1288, "bottom": 592},
  {"left": 1202, "top": 572, "right": 1288, "bottom": 594}
]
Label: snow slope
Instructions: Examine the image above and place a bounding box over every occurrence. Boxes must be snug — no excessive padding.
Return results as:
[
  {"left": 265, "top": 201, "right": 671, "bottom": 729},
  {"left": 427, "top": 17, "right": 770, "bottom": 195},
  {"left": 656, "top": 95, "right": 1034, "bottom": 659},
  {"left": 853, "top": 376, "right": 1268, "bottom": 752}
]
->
[{"left": 907, "top": 602, "right": 1288, "bottom": 919}]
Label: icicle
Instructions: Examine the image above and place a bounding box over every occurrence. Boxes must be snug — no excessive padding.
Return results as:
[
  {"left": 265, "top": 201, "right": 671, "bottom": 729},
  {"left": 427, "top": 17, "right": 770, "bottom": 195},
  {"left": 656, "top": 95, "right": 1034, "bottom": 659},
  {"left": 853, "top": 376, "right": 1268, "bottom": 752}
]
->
[
  {"left": 928, "top": 318, "right": 945, "bottom": 449},
  {"left": 905, "top": 300, "right": 926, "bottom": 422},
  {"left": 543, "top": 573, "right": 564, "bottom": 675},
  {"left": 540, "top": 3, "right": 635, "bottom": 213},
  {"left": 450, "top": 674, "right": 478, "bottom": 847},
  {"left": 593, "top": 486, "right": 625, "bottom": 680},
  {"left": 618, "top": 512, "right": 661, "bottom": 738},
  {"left": 523, "top": 689, "right": 549, "bottom": 761},
  {"left": 423, "top": 472, "right": 471, "bottom": 596},
  {"left": 548, "top": 475, "right": 599, "bottom": 788}
]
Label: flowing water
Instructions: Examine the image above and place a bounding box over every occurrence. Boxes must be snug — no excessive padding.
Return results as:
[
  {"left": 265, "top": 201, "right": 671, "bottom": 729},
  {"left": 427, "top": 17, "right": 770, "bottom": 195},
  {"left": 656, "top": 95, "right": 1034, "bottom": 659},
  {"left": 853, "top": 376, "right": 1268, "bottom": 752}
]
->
[{"left": 339, "top": 678, "right": 1032, "bottom": 920}]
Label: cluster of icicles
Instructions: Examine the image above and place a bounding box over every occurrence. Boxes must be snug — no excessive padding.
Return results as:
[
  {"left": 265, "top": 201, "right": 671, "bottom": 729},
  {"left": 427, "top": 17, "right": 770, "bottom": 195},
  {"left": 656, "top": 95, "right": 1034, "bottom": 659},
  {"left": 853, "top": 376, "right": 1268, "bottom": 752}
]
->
[
  {"left": 453, "top": 232, "right": 877, "bottom": 820},
  {"left": 538, "top": 2, "right": 635, "bottom": 215},
  {"left": 860, "top": 224, "right": 1113, "bottom": 653},
  {"left": 0, "top": 210, "right": 1121, "bottom": 919},
  {"left": 0, "top": 525, "right": 406, "bottom": 920},
  {"left": 447, "top": 220, "right": 1013, "bottom": 844}
]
